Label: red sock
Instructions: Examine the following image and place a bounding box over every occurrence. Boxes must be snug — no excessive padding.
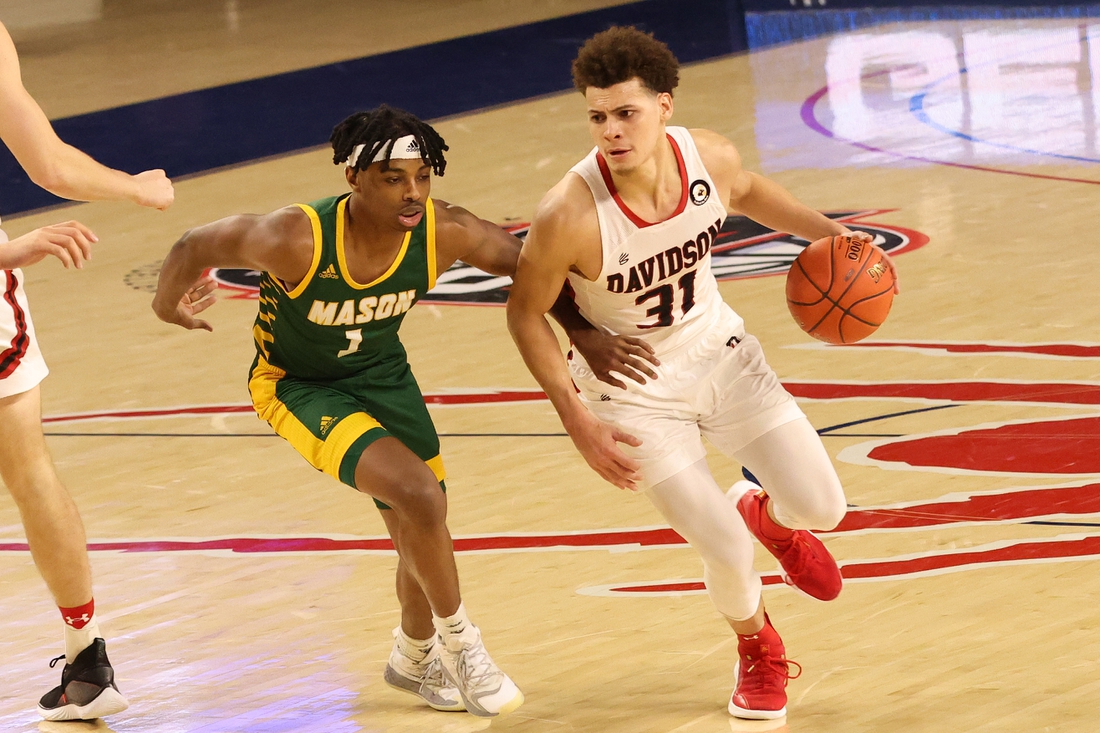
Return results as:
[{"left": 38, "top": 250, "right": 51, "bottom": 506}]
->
[
  {"left": 757, "top": 495, "right": 795, "bottom": 542},
  {"left": 59, "top": 599, "right": 95, "bottom": 630}
]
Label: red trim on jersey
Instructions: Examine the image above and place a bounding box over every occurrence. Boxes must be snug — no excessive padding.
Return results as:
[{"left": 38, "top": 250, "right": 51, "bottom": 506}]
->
[
  {"left": 595, "top": 133, "right": 689, "bottom": 228},
  {"left": 0, "top": 271, "right": 29, "bottom": 379}
]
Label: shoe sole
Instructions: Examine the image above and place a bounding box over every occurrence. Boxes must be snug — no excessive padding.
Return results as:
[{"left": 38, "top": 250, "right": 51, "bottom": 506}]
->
[
  {"left": 38, "top": 687, "right": 129, "bottom": 721},
  {"left": 383, "top": 665, "right": 466, "bottom": 712},
  {"left": 462, "top": 688, "right": 524, "bottom": 718},
  {"left": 728, "top": 698, "right": 787, "bottom": 720}
]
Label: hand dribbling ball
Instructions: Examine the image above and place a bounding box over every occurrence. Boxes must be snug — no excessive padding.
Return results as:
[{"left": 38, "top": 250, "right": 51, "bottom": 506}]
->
[{"left": 786, "top": 234, "right": 895, "bottom": 344}]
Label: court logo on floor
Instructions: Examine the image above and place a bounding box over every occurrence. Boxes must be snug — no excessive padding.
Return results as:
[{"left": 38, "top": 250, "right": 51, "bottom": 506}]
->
[{"left": 130, "top": 210, "right": 926, "bottom": 304}]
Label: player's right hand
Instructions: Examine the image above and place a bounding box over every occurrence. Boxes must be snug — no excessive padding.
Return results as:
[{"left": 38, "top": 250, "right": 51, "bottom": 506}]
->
[
  {"left": 132, "top": 169, "right": 174, "bottom": 211},
  {"left": 0, "top": 221, "right": 97, "bottom": 270},
  {"left": 571, "top": 330, "right": 660, "bottom": 389},
  {"left": 153, "top": 274, "right": 217, "bottom": 332},
  {"left": 564, "top": 408, "right": 644, "bottom": 491}
]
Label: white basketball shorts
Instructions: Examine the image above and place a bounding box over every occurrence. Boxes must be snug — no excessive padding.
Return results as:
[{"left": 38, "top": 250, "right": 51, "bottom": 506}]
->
[
  {"left": 570, "top": 324, "right": 804, "bottom": 489},
  {"left": 0, "top": 268, "right": 49, "bottom": 399}
]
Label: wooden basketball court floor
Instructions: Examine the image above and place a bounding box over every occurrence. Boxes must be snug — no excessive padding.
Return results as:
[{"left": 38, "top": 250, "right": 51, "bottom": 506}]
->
[{"left": 2, "top": 2, "right": 1100, "bottom": 731}]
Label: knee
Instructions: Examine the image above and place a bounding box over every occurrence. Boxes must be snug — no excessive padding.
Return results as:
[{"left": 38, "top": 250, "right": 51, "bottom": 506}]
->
[
  {"left": 359, "top": 467, "right": 446, "bottom": 525},
  {"left": 812, "top": 495, "right": 846, "bottom": 531},
  {"left": 791, "top": 489, "right": 846, "bottom": 531}
]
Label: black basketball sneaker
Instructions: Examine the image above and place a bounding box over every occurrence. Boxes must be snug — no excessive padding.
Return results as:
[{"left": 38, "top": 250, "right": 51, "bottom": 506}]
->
[{"left": 37, "top": 638, "right": 129, "bottom": 721}]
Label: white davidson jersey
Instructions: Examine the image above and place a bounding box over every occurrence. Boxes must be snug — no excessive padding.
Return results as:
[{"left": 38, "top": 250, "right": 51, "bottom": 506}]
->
[{"left": 566, "top": 126, "right": 743, "bottom": 358}]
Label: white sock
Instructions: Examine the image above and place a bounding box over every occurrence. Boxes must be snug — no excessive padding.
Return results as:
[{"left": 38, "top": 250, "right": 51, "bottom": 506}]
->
[
  {"left": 433, "top": 603, "right": 476, "bottom": 649},
  {"left": 64, "top": 616, "right": 102, "bottom": 664},
  {"left": 394, "top": 626, "right": 435, "bottom": 664}
]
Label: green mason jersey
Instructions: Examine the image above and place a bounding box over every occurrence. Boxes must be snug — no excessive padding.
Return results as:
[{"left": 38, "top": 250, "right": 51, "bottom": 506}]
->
[{"left": 252, "top": 193, "right": 438, "bottom": 380}]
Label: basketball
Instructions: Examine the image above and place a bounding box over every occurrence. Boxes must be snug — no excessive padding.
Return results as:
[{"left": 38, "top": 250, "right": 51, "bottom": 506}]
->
[{"left": 785, "top": 234, "right": 895, "bottom": 344}]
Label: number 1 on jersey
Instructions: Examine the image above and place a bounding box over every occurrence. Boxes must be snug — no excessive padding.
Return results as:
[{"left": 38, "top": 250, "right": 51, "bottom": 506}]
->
[
  {"left": 636, "top": 270, "right": 697, "bottom": 329},
  {"left": 337, "top": 328, "right": 363, "bottom": 357}
]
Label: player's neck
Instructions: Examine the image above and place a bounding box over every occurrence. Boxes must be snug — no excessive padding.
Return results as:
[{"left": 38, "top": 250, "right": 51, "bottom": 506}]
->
[
  {"left": 608, "top": 134, "right": 681, "bottom": 222},
  {"left": 345, "top": 194, "right": 409, "bottom": 250}
]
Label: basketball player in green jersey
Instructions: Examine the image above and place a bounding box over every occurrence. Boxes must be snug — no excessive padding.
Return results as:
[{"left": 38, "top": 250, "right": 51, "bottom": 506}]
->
[{"left": 151, "top": 105, "right": 654, "bottom": 719}]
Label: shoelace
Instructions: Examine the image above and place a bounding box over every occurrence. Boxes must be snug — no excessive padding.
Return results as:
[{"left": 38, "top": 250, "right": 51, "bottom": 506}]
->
[
  {"left": 454, "top": 641, "right": 501, "bottom": 688},
  {"left": 420, "top": 654, "right": 452, "bottom": 691},
  {"left": 48, "top": 654, "right": 66, "bottom": 669},
  {"left": 740, "top": 656, "right": 803, "bottom": 693}
]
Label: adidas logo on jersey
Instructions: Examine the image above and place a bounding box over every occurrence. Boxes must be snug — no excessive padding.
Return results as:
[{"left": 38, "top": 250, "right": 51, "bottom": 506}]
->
[
  {"left": 318, "top": 264, "right": 339, "bottom": 279},
  {"left": 320, "top": 416, "right": 337, "bottom": 435}
]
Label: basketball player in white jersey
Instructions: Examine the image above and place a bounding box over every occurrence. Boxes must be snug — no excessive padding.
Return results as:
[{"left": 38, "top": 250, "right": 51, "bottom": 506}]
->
[
  {"left": 0, "top": 20, "right": 174, "bottom": 721},
  {"left": 507, "top": 27, "right": 897, "bottom": 719}
]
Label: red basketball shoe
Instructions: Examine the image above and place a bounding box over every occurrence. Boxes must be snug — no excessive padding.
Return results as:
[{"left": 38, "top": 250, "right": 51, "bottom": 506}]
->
[
  {"left": 734, "top": 483, "right": 843, "bottom": 601},
  {"left": 729, "top": 617, "right": 801, "bottom": 720}
]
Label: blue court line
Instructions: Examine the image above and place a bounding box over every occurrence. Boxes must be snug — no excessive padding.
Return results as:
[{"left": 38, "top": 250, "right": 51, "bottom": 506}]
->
[
  {"left": 817, "top": 403, "right": 960, "bottom": 435},
  {"left": 0, "top": 0, "right": 747, "bottom": 218},
  {"left": 910, "top": 39, "right": 1100, "bottom": 166}
]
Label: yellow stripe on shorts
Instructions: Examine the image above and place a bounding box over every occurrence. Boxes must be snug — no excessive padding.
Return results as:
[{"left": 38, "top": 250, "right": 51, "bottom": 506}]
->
[
  {"left": 425, "top": 454, "right": 446, "bottom": 482},
  {"left": 248, "top": 356, "right": 382, "bottom": 480}
]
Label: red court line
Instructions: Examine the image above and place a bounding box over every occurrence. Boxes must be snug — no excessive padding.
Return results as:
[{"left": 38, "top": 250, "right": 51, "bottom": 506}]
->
[
  {"left": 785, "top": 381, "right": 1100, "bottom": 405},
  {"left": 832, "top": 342, "right": 1100, "bottom": 358},
  {"left": 609, "top": 534, "right": 1100, "bottom": 594},
  {"left": 39, "top": 381, "right": 1100, "bottom": 426}
]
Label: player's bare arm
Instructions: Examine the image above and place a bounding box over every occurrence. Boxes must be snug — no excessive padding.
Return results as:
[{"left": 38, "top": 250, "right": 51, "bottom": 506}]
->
[
  {"left": 506, "top": 178, "right": 643, "bottom": 491},
  {"left": 692, "top": 128, "right": 898, "bottom": 292},
  {"left": 0, "top": 22, "right": 173, "bottom": 210},
  {"left": 152, "top": 206, "right": 314, "bottom": 331},
  {"left": 432, "top": 198, "right": 658, "bottom": 385}
]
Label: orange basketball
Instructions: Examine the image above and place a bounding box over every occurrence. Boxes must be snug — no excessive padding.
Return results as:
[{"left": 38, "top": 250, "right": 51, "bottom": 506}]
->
[{"left": 785, "top": 235, "right": 895, "bottom": 344}]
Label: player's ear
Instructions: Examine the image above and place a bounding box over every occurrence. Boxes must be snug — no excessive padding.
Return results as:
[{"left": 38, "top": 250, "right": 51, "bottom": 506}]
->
[
  {"left": 657, "top": 92, "right": 674, "bottom": 122},
  {"left": 345, "top": 165, "right": 361, "bottom": 192}
]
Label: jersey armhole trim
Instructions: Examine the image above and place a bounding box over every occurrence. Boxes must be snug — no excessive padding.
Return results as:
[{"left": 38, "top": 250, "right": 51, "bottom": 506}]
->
[
  {"left": 425, "top": 198, "right": 437, "bottom": 290},
  {"left": 282, "top": 204, "right": 324, "bottom": 299},
  {"left": 336, "top": 196, "right": 412, "bottom": 290}
]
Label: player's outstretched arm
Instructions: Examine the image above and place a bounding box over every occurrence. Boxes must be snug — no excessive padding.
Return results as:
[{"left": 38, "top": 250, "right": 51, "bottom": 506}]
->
[
  {"left": 505, "top": 186, "right": 643, "bottom": 491},
  {"left": 0, "top": 22, "right": 173, "bottom": 210},
  {"left": 694, "top": 128, "right": 898, "bottom": 293},
  {"left": 152, "top": 207, "right": 313, "bottom": 331},
  {"left": 433, "top": 200, "right": 658, "bottom": 387}
]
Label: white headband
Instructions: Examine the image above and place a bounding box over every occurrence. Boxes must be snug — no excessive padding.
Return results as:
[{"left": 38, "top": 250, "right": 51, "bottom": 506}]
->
[{"left": 345, "top": 135, "right": 423, "bottom": 168}]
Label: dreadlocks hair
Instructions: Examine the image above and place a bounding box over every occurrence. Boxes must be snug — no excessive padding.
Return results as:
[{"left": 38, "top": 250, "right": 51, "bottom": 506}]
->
[
  {"left": 330, "top": 105, "right": 449, "bottom": 176},
  {"left": 572, "top": 26, "right": 679, "bottom": 96}
]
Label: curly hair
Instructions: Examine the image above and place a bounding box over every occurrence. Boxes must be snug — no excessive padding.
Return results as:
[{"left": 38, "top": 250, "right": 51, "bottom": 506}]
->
[
  {"left": 330, "top": 104, "right": 449, "bottom": 176},
  {"left": 571, "top": 26, "right": 680, "bottom": 95}
]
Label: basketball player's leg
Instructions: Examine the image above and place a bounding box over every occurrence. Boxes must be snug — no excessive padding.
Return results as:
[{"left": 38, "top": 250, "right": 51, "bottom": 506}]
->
[
  {"left": 732, "top": 418, "right": 846, "bottom": 533},
  {"left": 347, "top": 370, "right": 522, "bottom": 717},
  {"left": 352, "top": 436, "right": 460, "bottom": 617},
  {"left": 0, "top": 386, "right": 92, "bottom": 608},
  {"left": 646, "top": 458, "right": 762, "bottom": 628},
  {"left": 377, "top": 504, "right": 465, "bottom": 712},
  {"left": 644, "top": 457, "right": 796, "bottom": 720},
  {"left": 701, "top": 334, "right": 845, "bottom": 600},
  {"left": 0, "top": 384, "right": 128, "bottom": 720}
]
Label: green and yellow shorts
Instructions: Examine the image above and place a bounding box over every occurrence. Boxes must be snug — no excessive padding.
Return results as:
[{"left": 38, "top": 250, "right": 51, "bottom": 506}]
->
[{"left": 248, "top": 355, "right": 445, "bottom": 509}]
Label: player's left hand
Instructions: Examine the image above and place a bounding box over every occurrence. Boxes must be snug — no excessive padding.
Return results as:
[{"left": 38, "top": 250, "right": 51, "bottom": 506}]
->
[
  {"left": 155, "top": 274, "right": 218, "bottom": 331},
  {"left": 844, "top": 230, "right": 900, "bottom": 295},
  {"left": 571, "top": 330, "right": 660, "bottom": 388}
]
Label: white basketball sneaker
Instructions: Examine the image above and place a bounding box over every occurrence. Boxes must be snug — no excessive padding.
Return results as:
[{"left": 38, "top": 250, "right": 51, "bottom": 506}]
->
[
  {"left": 383, "top": 629, "right": 465, "bottom": 712},
  {"left": 437, "top": 624, "right": 523, "bottom": 718}
]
